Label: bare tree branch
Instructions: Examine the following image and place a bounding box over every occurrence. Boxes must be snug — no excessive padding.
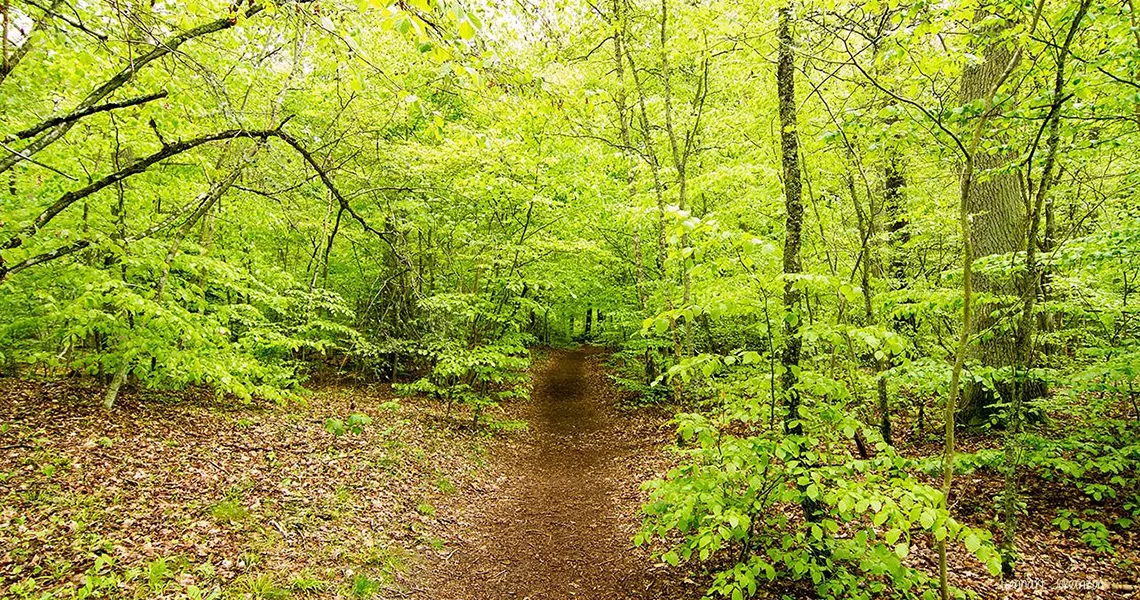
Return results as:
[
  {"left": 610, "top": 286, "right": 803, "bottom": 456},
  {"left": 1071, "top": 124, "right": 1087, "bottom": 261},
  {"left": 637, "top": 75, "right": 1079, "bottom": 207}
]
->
[{"left": 6, "top": 90, "right": 168, "bottom": 142}]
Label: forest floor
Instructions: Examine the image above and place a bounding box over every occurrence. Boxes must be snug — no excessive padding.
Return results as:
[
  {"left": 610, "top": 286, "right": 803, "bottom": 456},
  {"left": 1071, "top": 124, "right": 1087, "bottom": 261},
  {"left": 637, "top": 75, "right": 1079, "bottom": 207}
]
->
[
  {"left": 3, "top": 348, "right": 1138, "bottom": 599},
  {"left": 0, "top": 347, "right": 701, "bottom": 600}
]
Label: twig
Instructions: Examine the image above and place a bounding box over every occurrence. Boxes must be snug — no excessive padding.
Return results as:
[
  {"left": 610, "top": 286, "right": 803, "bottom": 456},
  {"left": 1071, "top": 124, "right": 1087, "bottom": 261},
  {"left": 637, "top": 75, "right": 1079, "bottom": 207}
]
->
[{"left": 0, "top": 140, "right": 76, "bottom": 180}]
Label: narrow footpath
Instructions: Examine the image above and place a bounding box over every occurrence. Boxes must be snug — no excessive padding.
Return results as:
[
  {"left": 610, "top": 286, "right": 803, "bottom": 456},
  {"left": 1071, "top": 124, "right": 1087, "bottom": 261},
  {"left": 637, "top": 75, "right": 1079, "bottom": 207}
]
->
[{"left": 416, "top": 347, "right": 703, "bottom": 600}]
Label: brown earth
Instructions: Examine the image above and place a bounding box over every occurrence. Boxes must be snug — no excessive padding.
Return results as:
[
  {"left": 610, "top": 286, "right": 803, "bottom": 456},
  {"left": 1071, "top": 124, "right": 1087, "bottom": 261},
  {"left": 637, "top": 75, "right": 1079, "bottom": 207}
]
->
[
  {"left": 413, "top": 346, "right": 704, "bottom": 600},
  {"left": 5, "top": 347, "right": 1130, "bottom": 599}
]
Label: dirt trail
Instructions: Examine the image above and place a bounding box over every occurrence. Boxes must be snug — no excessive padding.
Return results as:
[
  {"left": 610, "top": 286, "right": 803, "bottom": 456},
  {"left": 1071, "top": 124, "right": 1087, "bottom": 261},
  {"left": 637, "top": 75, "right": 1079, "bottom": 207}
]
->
[{"left": 417, "top": 347, "right": 702, "bottom": 600}]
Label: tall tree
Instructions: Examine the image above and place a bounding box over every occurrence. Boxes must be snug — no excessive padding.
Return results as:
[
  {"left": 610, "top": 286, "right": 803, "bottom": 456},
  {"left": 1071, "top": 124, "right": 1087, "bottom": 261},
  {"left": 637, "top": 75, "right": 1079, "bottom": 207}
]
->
[
  {"left": 957, "top": 4, "right": 1028, "bottom": 421},
  {"left": 777, "top": 0, "right": 804, "bottom": 437}
]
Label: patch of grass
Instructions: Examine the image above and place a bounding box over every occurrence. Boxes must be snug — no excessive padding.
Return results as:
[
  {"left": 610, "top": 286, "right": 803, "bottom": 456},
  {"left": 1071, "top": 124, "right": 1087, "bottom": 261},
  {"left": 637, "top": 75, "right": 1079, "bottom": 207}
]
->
[
  {"left": 233, "top": 573, "right": 290, "bottom": 599},
  {"left": 210, "top": 500, "right": 249, "bottom": 524},
  {"left": 147, "top": 556, "right": 171, "bottom": 592},
  {"left": 420, "top": 534, "right": 445, "bottom": 551},
  {"left": 6, "top": 579, "right": 38, "bottom": 599},
  {"left": 350, "top": 574, "right": 382, "bottom": 599},
  {"left": 289, "top": 572, "right": 328, "bottom": 594},
  {"left": 434, "top": 477, "right": 456, "bottom": 494},
  {"left": 373, "top": 453, "right": 401, "bottom": 472},
  {"left": 196, "top": 560, "right": 217, "bottom": 580},
  {"left": 47, "top": 557, "right": 72, "bottom": 580},
  {"left": 238, "top": 550, "right": 263, "bottom": 570},
  {"left": 334, "top": 486, "right": 355, "bottom": 507},
  {"left": 415, "top": 501, "right": 435, "bottom": 516},
  {"left": 358, "top": 544, "right": 410, "bottom": 575}
]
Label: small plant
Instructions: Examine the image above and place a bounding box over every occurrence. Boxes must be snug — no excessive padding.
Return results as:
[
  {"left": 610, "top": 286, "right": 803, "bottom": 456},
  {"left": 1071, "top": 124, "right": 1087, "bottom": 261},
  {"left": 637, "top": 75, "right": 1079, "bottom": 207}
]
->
[
  {"left": 350, "top": 574, "right": 382, "bottom": 599},
  {"left": 415, "top": 501, "right": 436, "bottom": 516},
  {"left": 378, "top": 400, "right": 400, "bottom": 412},
  {"left": 196, "top": 560, "right": 217, "bottom": 580},
  {"left": 210, "top": 500, "right": 249, "bottom": 524},
  {"left": 324, "top": 417, "right": 346, "bottom": 436},
  {"left": 147, "top": 557, "right": 171, "bottom": 592},
  {"left": 325, "top": 413, "right": 373, "bottom": 437},
  {"left": 358, "top": 544, "right": 409, "bottom": 575},
  {"left": 420, "top": 534, "right": 446, "bottom": 551},
  {"left": 237, "top": 573, "right": 290, "bottom": 599},
  {"left": 347, "top": 413, "right": 373, "bottom": 434},
  {"left": 435, "top": 477, "right": 456, "bottom": 494},
  {"left": 185, "top": 585, "right": 222, "bottom": 600},
  {"left": 97, "top": 436, "right": 113, "bottom": 448},
  {"left": 1055, "top": 509, "right": 1119, "bottom": 554},
  {"left": 7, "top": 578, "right": 37, "bottom": 598},
  {"left": 335, "top": 486, "right": 356, "bottom": 507},
  {"left": 238, "top": 550, "right": 263, "bottom": 570},
  {"left": 289, "top": 572, "right": 328, "bottom": 593}
]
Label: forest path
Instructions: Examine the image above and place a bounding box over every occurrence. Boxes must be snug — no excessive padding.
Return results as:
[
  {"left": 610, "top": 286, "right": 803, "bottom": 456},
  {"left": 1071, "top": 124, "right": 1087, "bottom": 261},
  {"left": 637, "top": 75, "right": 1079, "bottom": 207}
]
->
[{"left": 414, "top": 347, "right": 701, "bottom": 600}]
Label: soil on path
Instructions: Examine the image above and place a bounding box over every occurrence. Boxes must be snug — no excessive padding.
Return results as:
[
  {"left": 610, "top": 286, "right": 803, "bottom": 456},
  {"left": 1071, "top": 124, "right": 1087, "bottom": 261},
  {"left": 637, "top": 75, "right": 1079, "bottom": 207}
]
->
[{"left": 416, "top": 347, "right": 703, "bottom": 600}]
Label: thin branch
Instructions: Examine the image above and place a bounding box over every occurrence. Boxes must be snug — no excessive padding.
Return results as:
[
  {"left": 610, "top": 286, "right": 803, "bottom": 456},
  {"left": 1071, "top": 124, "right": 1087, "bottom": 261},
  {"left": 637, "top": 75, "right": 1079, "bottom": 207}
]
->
[
  {"left": 6, "top": 90, "right": 168, "bottom": 141},
  {"left": 20, "top": 0, "right": 107, "bottom": 40},
  {"left": 0, "top": 139, "right": 76, "bottom": 179}
]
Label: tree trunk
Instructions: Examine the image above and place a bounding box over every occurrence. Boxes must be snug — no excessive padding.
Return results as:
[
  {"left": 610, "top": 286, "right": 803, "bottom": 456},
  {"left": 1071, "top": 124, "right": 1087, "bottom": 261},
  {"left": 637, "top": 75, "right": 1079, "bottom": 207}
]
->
[
  {"left": 957, "top": 12, "right": 1027, "bottom": 423},
  {"left": 879, "top": 155, "right": 907, "bottom": 445},
  {"left": 776, "top": 0, "right": 822, "bottom": 525},
  {"left": 777, "top": 0, "right": 804, "bottom": 437}
]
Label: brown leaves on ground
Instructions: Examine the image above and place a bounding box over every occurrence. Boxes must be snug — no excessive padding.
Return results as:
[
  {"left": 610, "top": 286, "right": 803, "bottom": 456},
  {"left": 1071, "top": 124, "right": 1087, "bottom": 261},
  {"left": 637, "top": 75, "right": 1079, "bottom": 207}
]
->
[
  {"left": 2, "top": 356, "right": 1138, "bottom": 600},
  {"left": 0, "top": 378, "right": 489, "bottom": 598}
]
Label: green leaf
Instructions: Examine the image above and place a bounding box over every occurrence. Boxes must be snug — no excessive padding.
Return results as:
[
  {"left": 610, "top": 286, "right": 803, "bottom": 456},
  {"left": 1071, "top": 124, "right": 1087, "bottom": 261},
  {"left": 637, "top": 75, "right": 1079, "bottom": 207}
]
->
[{"left": 459, "top": 19, "right": 476, "bottom": 40}]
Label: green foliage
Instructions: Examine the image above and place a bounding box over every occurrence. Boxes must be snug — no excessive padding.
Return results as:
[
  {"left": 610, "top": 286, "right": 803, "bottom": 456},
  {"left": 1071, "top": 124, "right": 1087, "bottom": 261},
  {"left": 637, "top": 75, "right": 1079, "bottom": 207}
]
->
[
  {"left": 395, "top": 318, "right": 531, "bottom": 427},
  {"left": 3, "top": 0, "right": 1139, "bottom": 596},
  {"left": 350, "top": 575, "right": 382, "bottom": 599},
  {"left": 209, "top": 500, "right": 249, "bottom": 525},
  {"left": 325, "top": 413, "right": 373, "bottom": 436},
  {"left": 638, "top": 392, "right": 1001, "bottom": 599},
  {"left": 4, "top": 553, "right": 222, "bottom": 600},
  {"left": 288, "top": 573, "right": 329, "bottom": 594},
  {"left": 234, "top": 574, "right": 290, "bottom": 600}
]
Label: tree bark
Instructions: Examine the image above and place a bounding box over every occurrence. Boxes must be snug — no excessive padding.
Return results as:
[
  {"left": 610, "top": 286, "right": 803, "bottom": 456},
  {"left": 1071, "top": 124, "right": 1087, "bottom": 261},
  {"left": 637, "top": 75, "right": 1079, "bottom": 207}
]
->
[
  {"left": 777, "top": 0, "right": 804, "bottom": 436},
  {"left": 957, "top": 8, "right": 1026, "bottom": 422},
  {"left": 939, "top": 3, "right": 1042, "bottom": 593}
]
